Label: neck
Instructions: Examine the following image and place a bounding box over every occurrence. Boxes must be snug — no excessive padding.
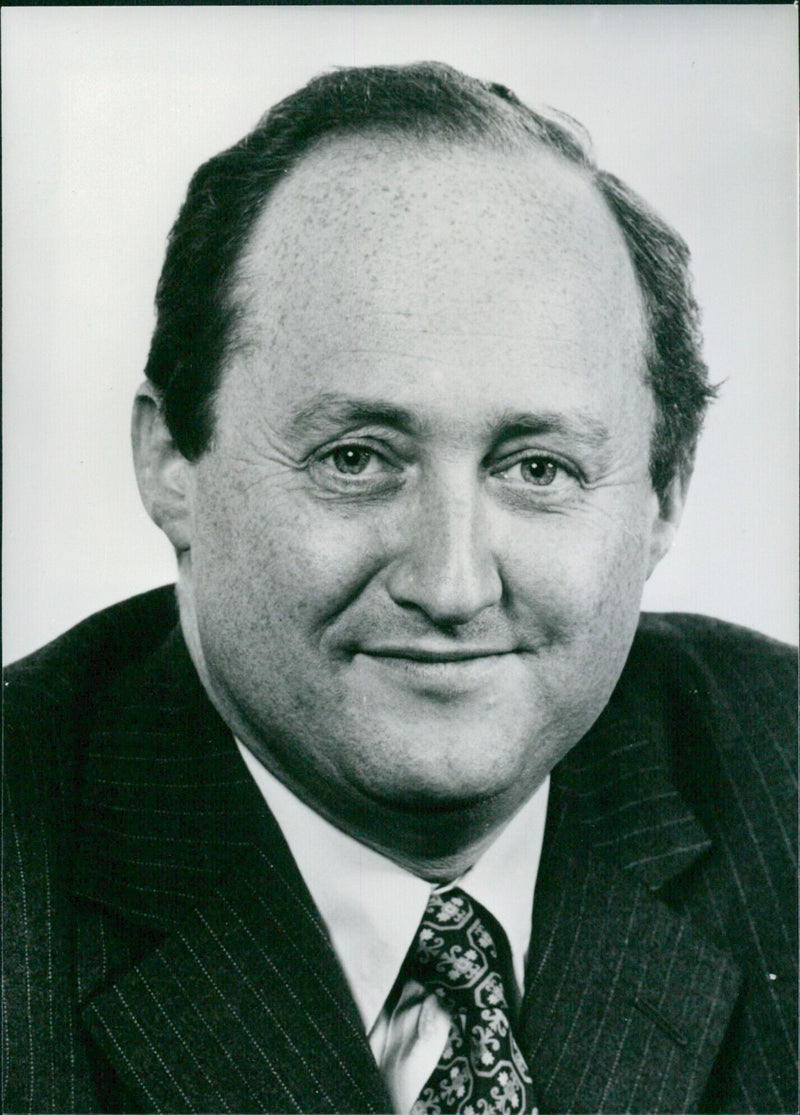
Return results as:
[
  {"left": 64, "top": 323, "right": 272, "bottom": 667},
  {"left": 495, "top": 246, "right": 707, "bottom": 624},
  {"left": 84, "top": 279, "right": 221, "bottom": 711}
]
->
[
  {"left": 234, "top": 713, "right": 518, "bottom": 882},
  {"left": 270, "top": 763, "right": 516, "bottom": 883}
]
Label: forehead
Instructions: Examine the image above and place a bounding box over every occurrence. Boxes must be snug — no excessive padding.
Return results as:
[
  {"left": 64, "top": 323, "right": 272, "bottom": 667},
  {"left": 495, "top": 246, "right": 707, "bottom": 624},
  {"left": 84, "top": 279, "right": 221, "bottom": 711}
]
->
[{"left": 226, "top": 133, "right": 649, "bottom": 430}]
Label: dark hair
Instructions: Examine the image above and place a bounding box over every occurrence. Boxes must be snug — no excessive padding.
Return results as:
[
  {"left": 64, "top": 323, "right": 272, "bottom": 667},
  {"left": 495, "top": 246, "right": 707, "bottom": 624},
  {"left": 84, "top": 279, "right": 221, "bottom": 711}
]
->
[{"left": 144, "top": 61, "right": 715, "bottom": 504}]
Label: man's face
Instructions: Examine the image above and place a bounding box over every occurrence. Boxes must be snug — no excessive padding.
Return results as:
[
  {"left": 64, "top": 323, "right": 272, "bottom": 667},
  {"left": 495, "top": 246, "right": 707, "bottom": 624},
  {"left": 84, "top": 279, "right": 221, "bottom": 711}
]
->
[{"left": 182, "top": 136, "right": 670, "bottom": 831}]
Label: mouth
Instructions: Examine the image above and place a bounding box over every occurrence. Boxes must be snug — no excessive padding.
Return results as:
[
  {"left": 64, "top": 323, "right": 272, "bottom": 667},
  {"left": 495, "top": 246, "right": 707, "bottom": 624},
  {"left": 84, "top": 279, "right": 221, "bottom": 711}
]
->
[
  {"left": 357, "top": 646, "right": 515, "bottom": 663},
  {"left": 352, "top": 646, "right": 518, "bottom": 695}
]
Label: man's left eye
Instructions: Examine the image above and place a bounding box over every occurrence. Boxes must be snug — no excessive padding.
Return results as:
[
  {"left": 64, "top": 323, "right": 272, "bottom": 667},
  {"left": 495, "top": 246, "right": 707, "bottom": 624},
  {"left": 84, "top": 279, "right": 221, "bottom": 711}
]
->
[
  {"left": 499, "top": 455, "right": 569, "bottom": 487},
  {"left": 518, "top": 457, "right": 559, "bottom": 486},
  {"left": 329, "top": 445, "right": 376, "bottom": 475}
]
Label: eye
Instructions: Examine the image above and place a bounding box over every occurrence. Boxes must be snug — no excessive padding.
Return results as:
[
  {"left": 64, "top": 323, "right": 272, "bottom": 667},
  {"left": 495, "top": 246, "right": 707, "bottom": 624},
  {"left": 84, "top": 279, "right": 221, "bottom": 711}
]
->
[
  {"left": 495, "top": 452, "right": 572, "bottom": 487},
  {"left": 519, "top": 456, "right": 560, "bottom": 486},
  {"left": 308, "top": 439, "right": 404, "bottom": 494},
  {"left": 329, "top": 445, "right": 376, "bottom": 475}
]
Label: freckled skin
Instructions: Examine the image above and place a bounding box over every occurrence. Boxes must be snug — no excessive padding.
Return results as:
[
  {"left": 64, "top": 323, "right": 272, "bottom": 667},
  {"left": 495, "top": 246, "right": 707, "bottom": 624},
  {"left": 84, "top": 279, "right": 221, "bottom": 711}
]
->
[{"left": 170, "top": 136, "right": 680, "bottom": 880}]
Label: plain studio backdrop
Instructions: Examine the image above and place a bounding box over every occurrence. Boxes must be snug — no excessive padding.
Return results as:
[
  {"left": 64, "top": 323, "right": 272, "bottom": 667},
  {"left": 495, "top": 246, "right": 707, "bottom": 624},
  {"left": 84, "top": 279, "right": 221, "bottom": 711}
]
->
[{"left": 2, "top": 6, "right": 798, "bottom": 664}]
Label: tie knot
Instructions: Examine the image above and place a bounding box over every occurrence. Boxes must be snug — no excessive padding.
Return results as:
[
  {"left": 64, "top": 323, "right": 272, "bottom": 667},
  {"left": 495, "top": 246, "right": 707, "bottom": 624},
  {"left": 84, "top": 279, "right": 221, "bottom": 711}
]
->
[{"left": 409, "top": 887, "right": 512, "bottom": 1014}]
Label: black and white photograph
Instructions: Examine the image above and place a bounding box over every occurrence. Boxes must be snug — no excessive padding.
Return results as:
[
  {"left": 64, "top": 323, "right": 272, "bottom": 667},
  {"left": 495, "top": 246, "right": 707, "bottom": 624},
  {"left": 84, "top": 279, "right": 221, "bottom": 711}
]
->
[{"left": 3, "top": 7, "right": 797, "bottom": 1114}]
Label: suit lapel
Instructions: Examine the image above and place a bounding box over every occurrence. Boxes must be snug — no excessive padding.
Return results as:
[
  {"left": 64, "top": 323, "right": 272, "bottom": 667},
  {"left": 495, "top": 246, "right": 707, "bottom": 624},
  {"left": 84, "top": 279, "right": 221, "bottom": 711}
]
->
[
  {"left": 517, "top": 641, "right": 742, "bottom": 1114},
  {"left": 74, "top": 627, "right": 390, "bottom": 1114},
  {"left": 519, "top": 824, "right": 740, "bottom": 1114},
  {"left": 80, "top": 845, "right": 390, "bottom": 1114}
]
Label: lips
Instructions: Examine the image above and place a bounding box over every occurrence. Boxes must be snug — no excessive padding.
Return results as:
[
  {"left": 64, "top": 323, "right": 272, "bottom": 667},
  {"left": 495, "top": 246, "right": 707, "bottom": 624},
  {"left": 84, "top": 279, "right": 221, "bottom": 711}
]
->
[
  {"left": 349, "top": 646, "right": 519, "bottom": 700},
  {"left": 357, "top": 646, "right": 515, "bottom": 663}
]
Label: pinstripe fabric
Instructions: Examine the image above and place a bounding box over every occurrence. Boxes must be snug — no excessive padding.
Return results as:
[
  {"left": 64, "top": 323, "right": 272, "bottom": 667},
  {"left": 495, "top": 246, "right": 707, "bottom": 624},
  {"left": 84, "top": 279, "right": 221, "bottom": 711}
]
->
[
  {"left": 3, "top": 588, "right": 178, "bottom": 1115},
  {"left": 3, "top": 588, "right": 797, "bottom": 1113},
  {"left": 515, "top": 615, "right": 797, "bottom": 1114}
]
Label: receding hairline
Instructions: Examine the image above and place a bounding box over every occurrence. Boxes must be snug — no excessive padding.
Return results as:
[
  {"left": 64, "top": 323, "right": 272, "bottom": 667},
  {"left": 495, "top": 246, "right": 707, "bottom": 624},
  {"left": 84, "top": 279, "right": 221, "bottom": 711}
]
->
[
  {"left": 259, "top": 123, "right": 593, "bottom": 199},
  {"left": 226, "top": 126, "right": 651, "bottom": 384}
]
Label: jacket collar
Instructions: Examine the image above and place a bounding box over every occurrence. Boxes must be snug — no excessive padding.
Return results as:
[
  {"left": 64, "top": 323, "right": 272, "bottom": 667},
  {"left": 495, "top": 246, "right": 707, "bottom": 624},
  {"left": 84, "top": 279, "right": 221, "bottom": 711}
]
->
[
  {"left": 548, "top": 622, "right": 713, "bottom": 890},
  {"left": 75, "top": 624, "right": 274, "bottom": 929}
]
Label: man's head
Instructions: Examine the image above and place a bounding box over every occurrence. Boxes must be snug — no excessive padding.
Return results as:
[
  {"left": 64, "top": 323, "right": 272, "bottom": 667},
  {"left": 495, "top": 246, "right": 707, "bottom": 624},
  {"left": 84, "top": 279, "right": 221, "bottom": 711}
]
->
[
  {"left": 143, "top": 62, "right": 713, "bottom": 509},
  {"left": 133, "top": 63, "right": 715, "bottom": 876}
]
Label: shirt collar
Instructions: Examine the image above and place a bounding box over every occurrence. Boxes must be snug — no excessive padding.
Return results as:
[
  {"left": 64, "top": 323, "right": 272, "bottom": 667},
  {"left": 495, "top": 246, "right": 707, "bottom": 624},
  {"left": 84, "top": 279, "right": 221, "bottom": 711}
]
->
[{"left": 236, "top": 740, "right": 549, "bottom": 1034}]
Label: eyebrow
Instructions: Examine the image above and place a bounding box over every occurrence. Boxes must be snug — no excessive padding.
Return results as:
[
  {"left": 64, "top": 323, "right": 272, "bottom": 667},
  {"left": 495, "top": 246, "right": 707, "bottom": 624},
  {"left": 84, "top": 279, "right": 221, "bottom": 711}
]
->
[
  {"left": 490, "top": 409, "right": 612, "bottom": 450},
  {"left": 284, "top": 391, "right": 612, "bottom": 451},
  {"left": 285, "top": 392, "right": 421, "bottom": 440}
]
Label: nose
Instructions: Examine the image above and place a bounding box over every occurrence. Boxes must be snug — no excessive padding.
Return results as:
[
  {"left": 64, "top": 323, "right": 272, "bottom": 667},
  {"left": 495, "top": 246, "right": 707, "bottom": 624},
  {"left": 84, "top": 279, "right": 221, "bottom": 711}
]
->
[{"left": 385, "top": 470, "right": 503, "bottom": 626}]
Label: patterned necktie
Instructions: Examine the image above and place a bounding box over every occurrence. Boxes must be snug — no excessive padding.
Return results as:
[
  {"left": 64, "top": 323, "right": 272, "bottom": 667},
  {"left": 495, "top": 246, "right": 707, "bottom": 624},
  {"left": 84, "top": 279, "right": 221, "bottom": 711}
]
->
[{"left": 407, "top": 887, "right": 537, "bottom": 1115}]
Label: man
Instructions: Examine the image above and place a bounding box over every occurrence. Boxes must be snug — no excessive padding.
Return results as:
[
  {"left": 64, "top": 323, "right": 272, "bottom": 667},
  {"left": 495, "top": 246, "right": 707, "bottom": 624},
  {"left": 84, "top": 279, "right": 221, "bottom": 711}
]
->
[{"left": 3, "top": 62, "right": 796, "bottom": 1115}]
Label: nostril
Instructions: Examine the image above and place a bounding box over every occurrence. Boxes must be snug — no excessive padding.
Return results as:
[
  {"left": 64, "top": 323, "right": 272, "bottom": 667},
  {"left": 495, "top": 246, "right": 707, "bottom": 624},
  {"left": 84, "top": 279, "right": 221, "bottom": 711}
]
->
[
  {"left": 384, "top": 480, "right": 503, "bottom": 624},
  {"left": 386, "top": 548, "right": 503, "bottom": 626}
]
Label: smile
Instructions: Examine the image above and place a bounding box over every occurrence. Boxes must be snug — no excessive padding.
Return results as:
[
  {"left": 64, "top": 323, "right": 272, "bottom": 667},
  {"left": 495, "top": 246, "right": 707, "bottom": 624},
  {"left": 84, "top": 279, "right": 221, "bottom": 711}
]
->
[
  {"left": 353, "top": 647, "right": 517, "bottom": 696},
  {"left": 359, "top": 647, "right": 514, "bottom": 663}
]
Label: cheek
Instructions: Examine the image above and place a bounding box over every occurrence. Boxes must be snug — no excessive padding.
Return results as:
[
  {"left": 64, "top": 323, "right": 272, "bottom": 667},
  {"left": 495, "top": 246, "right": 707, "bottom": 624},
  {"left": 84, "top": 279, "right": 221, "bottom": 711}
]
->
[
  {"left": 506, "top": 503, "right": 653, "bottom": 640},
  {"left": 191, "top": 474, "right": 380, "bottom": 638}
]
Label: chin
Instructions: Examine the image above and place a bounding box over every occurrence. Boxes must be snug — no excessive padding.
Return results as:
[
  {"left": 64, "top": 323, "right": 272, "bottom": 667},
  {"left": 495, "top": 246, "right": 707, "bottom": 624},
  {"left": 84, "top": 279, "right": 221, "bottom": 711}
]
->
[{"left": 350, "top": 735, "right": 532, "bottom": 813}]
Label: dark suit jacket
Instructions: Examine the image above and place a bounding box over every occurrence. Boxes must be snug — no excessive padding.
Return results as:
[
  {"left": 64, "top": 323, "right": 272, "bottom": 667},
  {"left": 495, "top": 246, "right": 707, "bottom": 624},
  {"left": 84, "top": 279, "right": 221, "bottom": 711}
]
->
[{"left": 3, "top": 586, "right": 797, "bottom": 1114}]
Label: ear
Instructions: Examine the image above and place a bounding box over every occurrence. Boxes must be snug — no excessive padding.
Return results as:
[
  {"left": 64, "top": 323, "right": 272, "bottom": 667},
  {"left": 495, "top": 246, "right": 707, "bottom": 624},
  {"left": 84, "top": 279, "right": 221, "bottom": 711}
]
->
[
  {"left": 646, "top": 474, "right": 687, "bottom": 579},
  {"left": 131, "top": 381, "right": 195, "bottom": 552}
]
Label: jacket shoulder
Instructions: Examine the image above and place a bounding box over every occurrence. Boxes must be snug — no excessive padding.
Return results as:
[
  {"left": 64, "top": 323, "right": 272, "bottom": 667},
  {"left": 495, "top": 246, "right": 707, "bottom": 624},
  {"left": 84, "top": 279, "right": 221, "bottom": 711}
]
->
[
  {"left": 3, "top": 585, "right": 180, "bottom": 810},
  {"left": 636, "top": 610, "right": 796, "bottom": 662},
  {"left": 3, "top": 583, "right": 180, "bottom": 850},
  {"left": 631, "top": 611, "right": 797, "bottom": 821},
  {"left": 634, "top": 611, "right": 797, "bottom": 723},
  {"left": 4, "top": 585, "right": 179, "bottom": 722}
]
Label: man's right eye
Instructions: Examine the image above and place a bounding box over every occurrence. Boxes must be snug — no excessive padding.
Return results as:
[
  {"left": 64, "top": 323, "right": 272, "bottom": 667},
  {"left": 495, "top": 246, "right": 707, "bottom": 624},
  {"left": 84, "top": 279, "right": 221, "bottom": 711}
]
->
[{"left": 307, "top": 441, "right": 403, "bottom": 494}]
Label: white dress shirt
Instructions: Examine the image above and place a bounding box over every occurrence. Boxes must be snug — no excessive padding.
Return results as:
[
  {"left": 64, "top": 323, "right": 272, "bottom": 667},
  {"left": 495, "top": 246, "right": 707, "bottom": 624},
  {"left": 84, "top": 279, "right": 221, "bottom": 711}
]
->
[{"left": 236, "top": 741, "right": 549, "bottom": 1114}]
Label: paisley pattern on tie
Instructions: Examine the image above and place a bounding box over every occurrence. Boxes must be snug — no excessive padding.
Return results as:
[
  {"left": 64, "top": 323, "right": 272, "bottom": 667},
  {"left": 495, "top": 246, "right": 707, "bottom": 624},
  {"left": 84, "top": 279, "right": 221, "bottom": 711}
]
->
[{"left": 409, "top": 888, "right": 537, "bottom": 1115}]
